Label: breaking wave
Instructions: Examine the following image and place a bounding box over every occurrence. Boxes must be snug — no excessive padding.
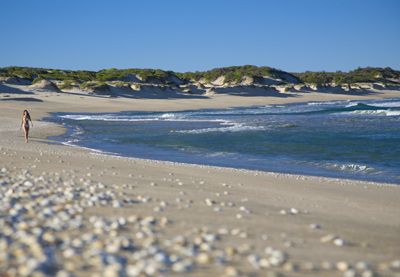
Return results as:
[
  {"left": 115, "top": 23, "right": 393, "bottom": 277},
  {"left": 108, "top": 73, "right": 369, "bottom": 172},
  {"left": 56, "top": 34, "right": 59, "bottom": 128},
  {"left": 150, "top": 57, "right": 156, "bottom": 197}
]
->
[
  {"left": 323, "top": 162, "right": 378, "bottom": 174},
  {"left": 174, "top": 123, "right": 265, "bottom": 134}
]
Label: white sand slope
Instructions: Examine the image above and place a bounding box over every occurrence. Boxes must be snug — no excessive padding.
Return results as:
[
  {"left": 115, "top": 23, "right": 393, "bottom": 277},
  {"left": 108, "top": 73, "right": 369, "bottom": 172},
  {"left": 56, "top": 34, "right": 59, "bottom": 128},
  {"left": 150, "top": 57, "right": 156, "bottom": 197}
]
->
[{"left": 29, "top": 79, "right": 60, "bottom": 92}]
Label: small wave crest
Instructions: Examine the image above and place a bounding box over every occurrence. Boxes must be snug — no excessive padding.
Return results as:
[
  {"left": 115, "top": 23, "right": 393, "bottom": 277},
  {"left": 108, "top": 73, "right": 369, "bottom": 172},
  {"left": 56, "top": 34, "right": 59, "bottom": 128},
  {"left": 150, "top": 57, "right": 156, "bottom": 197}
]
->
[
  {"left": 58, "top": 113, "right": 224, "bottom": 122},
  {"left": 368, "top": 101, "right": 400, "bottom": 108},
  {"left": 347, "top": 109, "right": 400, "bottom": 116},
  {"left": 345, "top": 103, "right": 359, "bottom": 108},
  {"left": 174, "top": 122, "right": 265, "bottom": 134},
  {"left": 307, "top": 100, "right": 350, "bottom": 106},
  {"left": 328, "top": 102, "right": 400, "bottom": 117},
  {"left": 345, "top": 101, "right": 400, "bottom": 109},
  {"left": 159, "top": 113, "right": 176, "bottom": 119},
  {"left": 324, "top": 162, "right": 377, "bottom": 174},
  {"left": 59, "top": 114, "right": 154, "bottom": 121}
]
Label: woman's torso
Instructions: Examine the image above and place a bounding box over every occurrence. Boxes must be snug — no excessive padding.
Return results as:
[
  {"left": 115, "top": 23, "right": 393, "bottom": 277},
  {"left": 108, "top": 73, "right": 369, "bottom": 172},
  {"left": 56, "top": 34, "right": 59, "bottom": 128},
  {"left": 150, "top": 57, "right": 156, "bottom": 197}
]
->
[{"left": 23, "top": 116, "right": 29, "bottom": 128}]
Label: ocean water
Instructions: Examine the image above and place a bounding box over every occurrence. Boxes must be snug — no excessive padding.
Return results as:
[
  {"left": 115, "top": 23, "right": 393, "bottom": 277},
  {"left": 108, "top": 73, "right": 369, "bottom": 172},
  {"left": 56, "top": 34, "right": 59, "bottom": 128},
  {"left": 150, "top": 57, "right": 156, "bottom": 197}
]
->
[{"left": 49, "top": 98, "right": 400, "bottom": 184}]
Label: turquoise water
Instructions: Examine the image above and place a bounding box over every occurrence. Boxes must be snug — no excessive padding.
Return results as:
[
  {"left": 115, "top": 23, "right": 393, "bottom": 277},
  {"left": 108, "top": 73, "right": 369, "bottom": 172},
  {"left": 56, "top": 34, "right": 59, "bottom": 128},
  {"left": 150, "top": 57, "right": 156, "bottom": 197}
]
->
[{"left": 50, "top": 98, "right": 400, "bottom": 184}]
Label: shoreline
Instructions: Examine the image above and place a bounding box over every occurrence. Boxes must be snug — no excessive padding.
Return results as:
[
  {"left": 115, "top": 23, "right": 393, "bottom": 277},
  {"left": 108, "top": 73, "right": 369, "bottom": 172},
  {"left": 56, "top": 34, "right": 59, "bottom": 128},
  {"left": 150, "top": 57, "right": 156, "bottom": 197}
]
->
[
  {"left": 89, "top": 151, "right": 400, "bottom": 188},
  {"left": 52, "top": 135, "right": 400, "bottom": 187},
  {"left": 46, "top": 97, "right": 400, "bottom": 186},
  {"left": 1, "top": 90, "right": 400, "bottom": 276},
  {"left": 3, "top": 90, "right": 400, "bottom": 187}
]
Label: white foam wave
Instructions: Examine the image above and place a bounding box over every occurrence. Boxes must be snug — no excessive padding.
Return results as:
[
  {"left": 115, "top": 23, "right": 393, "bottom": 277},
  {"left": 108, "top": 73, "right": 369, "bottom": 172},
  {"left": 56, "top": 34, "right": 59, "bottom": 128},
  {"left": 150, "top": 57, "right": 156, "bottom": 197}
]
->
[
  {"left": 160, "top": 113, "right": 176, "bottom": 119},
  {"left": 59, "top": 105, "right": 298, "bottom": 122},
  {"left": 347, "top": 110, "right": 400, "bottom": 116},
  {"left": 324, "top": 162, "right": 376, "bottom": 173},
  {"left": 60, "top": 114, "right": 172, "bottom": 121},
  {"left": 59, "top": 113, "right": 227, "bottom": 123},
  {"left": 385, "top": 110, "right": 400, "bottom": 116},
  {"left": 344, "top": 100, "right": 400, "bottom": 109},
  {"left": 175, "top": 122, "right": 265, "bottom": 134},
  {"left": 307, "top": 100, "right": 349, "bottom": 106},
  {"left": 59, "top": 114, "right": 141, "bottom": 121},
  {"left": 191, "top": 109, "right": 270, "bottom": 116},
  {"left": 345, "top": 102, "right": 359, "bottom": 108},
  {"left": 368, "top": 101, "right": 400, "bottom": 108}
]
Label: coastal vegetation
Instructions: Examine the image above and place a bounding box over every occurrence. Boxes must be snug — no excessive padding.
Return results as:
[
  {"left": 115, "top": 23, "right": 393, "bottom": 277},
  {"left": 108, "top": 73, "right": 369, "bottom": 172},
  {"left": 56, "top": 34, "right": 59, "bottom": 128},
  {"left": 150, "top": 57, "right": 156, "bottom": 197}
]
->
[
  {"left": 294, "top": 67, "right": 399, "bottom": 85},
  {"left": 80, "top": 81, "right": 109, "bottom": 91},
  {"left": 0, "top": 66, "right": 96, "bottom": 82},
  {"left": 1, "top": 66, "right": 399, "bottom": 87},
  {"left": 176, "top": 65, "right": 296, "bottom": 83},
  {"left": 58, "top": 80, "right": 76, "bottom": 90},
  {"left": 95, "top": 68, "right": 176, "bottom": 82},
  {"left": 32, "top": 76, "right": 44, "bottom": 84}
]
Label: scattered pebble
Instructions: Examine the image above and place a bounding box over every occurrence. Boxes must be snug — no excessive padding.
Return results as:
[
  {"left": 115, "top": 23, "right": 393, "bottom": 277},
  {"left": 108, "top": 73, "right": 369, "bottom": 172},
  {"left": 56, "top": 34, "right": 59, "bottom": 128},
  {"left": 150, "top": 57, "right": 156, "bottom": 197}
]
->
[
  {"left": 320, "top": 234, "right": 337, "bottom": 243},
  {"left": 0, "top": 166, "right": 393, "bottom": 276},
  {"left": 309, "top": 223, "right": 321, "bottom": 230},
  {"left": 391, "top": 260, "right": 400, "bottom": 271},
  {"left": 336, "top": 261, "right": 350, "bottom": 272},
  {"left": 205, "top": 198, "right": 214, "bottom": 206},
  {"left": 333, "top": 238, "right": 347, "bottom": 247},
  {"left": 279, "top": 209, "right": 287, "bottom": 215}
]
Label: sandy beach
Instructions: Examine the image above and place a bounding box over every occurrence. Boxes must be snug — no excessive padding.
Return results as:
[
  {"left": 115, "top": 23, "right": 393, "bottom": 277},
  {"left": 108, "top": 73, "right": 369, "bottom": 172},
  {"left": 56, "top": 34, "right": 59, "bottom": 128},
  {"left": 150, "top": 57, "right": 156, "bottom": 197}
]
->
[{"left": 1, "top": 89, "right": 400, "bottom": 276}]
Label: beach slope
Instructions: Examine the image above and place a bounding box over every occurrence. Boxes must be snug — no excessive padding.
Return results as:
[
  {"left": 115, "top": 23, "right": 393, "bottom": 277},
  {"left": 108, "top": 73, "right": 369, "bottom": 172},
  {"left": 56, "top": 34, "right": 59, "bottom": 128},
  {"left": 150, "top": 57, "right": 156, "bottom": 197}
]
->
[{"left": 0, "top": 90, "right": 399, "bottom": 276}]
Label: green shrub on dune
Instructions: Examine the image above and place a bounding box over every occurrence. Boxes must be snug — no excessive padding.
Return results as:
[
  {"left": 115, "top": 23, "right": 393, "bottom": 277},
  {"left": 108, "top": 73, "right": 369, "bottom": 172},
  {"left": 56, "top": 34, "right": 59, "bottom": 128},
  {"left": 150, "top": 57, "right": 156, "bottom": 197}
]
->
[
  {"left": 177, "top": 65, "right": 290, "bottom": 83},
  {"left": 32, "top": 77, "right": 44, "bottom": 84},
  {"left": 80, "top": 81, "right": 108, "bottom": 90},
  {"left": 95, "top": 68, "right": 174, "bottom": 83},
  {"left": 294, "top": 67, "right": 399, "bottom": 85},
  {"left": 0, "top": 67, "right": 96, "bottom": 82},
  {"left": 1, "top": 67, "right": 44, "bottom": 79},
  {"left": 96, "top": 68, "right": 127, "bottom": 81},
  {"left": 59, "top": 80, "right": 76, "bottom": 90},
  {"left": 0, "top": 66, "right": 398, "bottom": 86}
]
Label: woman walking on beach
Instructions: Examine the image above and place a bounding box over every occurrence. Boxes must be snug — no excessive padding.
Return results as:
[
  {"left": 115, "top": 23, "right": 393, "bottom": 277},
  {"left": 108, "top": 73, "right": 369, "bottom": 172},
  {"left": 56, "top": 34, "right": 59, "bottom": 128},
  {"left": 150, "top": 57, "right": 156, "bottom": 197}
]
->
[{"left": 21, "top": 110, "right": 33, "bottom": 143}]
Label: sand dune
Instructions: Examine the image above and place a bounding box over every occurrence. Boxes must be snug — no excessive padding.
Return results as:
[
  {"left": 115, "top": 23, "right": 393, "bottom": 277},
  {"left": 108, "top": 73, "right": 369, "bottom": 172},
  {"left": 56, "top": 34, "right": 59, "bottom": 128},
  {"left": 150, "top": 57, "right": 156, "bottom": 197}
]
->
[{"left": 29, "top": 79, "right": 60, "bottom": 92}]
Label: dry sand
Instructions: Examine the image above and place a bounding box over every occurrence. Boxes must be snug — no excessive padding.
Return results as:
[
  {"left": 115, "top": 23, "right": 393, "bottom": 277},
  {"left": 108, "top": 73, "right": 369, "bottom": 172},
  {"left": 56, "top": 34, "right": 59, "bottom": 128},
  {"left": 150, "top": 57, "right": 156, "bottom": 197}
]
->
[{"left": 0, "top": 89, "right": 400, "bottom": 276}]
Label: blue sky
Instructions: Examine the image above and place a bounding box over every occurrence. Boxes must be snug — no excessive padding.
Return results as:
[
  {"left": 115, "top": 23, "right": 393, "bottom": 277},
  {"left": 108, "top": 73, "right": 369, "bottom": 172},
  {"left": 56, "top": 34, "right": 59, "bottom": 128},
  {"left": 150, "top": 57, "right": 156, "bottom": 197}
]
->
[{"left": 0, "top": 0, "right": 399, "bottom": 72}]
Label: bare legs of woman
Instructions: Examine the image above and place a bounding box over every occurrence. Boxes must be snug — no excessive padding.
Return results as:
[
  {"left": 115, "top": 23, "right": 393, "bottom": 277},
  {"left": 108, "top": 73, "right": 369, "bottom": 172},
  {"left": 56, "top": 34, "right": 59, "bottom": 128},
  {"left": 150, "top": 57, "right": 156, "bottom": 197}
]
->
[{"left": 23, "top": 126, "right": 29, "bottom": 143}]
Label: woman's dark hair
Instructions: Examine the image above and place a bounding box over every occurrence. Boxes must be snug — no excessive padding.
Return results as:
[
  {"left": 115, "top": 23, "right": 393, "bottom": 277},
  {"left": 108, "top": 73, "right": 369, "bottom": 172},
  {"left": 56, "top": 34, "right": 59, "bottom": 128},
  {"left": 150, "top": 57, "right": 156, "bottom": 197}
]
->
[{"left": 23, "top": 110, "right": 31, "bottom": 121}]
